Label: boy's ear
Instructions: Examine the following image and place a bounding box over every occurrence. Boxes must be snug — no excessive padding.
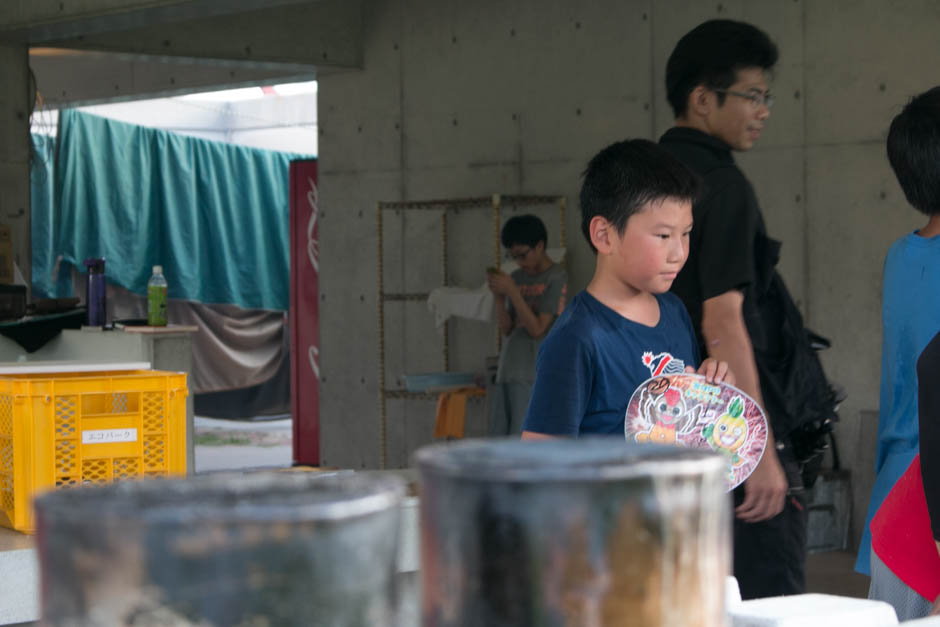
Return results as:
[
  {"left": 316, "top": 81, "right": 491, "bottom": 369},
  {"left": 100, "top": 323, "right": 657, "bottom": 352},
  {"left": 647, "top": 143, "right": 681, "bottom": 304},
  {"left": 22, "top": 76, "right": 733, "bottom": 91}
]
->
[
  {"left": 589, "top": 216, "right": 616, "bottom": 254},
  {"left": 687, "top": 85, "right": 713, "bottom": 119}
]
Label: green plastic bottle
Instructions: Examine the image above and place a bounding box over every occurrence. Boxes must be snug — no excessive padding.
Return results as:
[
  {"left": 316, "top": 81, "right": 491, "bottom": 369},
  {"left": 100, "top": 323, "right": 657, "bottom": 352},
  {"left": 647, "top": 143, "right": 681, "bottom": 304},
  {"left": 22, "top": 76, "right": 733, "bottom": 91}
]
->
[{"left": 147, "top": 265, "right": 168, "bottom": 326}]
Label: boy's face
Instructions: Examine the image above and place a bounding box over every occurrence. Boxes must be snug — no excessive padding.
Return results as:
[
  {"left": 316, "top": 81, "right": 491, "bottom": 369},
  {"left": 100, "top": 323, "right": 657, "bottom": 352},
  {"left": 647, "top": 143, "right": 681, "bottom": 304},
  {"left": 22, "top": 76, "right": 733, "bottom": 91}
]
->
[
  {"left": 704, "top": 66, "right": 771, "bottom": 151},
  {"left": 506, "top": 240, "right": 545, "bottom": 275},
  {"left": 609, "top": 198, "right": 692, "bottom": 294}
]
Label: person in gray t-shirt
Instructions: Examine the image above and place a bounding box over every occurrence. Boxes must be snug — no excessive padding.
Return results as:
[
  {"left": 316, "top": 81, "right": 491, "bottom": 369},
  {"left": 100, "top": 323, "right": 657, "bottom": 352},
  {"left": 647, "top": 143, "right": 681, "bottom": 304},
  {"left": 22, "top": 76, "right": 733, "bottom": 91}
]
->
[{"left": 486, "top": 215, "right": 567, "bottom": 435}]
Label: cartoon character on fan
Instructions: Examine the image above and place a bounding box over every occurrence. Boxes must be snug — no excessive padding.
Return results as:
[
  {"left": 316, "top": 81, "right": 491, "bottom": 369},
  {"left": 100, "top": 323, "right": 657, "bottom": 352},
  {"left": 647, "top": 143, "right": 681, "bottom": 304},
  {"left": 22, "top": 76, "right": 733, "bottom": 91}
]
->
[
  {"left": 702, "top": 395, "right": 750, "bottom": 468},
  {"left": 634, "top": 385, "right": 701, "bottom": 445}
]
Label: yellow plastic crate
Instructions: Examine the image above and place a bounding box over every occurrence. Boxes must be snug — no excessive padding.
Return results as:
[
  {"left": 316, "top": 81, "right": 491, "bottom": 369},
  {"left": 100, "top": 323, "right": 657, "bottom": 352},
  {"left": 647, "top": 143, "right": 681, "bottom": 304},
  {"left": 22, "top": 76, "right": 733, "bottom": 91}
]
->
[{"left": 0, "top": 369, "right": 187, "bottom": 533}]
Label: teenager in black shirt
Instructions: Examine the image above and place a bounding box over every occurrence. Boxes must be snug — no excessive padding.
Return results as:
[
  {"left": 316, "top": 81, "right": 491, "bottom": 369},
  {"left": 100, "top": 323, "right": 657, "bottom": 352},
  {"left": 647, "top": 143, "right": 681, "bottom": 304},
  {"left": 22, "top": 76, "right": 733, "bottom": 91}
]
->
[{"left": 659, "top": 20, "right": 806, "bottom": 599}]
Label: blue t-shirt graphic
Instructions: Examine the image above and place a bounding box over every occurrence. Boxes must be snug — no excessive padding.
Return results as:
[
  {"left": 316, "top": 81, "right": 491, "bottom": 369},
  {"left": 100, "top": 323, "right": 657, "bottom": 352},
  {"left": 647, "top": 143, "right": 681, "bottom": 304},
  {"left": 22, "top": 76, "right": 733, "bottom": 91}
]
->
[{"left": 523, "top": 290, "right": 700, "bottom": 436}]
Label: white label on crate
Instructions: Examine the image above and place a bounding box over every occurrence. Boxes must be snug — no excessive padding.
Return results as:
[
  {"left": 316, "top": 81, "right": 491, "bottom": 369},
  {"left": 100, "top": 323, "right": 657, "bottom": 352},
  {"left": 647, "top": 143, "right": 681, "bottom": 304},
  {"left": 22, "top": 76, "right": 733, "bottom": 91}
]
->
[{"left": 82, "top": 428, "right": 138, "bottom": 444}]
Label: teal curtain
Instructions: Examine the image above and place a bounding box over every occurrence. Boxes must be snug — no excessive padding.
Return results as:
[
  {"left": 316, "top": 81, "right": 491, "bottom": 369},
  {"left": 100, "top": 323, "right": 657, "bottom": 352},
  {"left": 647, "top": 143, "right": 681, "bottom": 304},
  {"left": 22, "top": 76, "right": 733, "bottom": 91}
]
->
[
  {"left": 30, "top": 133, "right": 61, "bottom": 299},
  {"left": 53, "top": 110, "right": 310, "bottom": 311}
]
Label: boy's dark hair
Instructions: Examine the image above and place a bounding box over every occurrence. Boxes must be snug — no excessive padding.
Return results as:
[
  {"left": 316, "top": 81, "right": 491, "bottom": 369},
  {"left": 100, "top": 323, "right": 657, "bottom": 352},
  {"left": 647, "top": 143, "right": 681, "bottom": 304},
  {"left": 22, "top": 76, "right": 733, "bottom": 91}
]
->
[
  {"left": 666, "top": 20, "right": 778, "bottom": 119},
  {"left": 887, "top": 86, "right": 940, "bottom": 216},
  {"left": 579, "top": 139, "right": 700, "bottom": 253},
  {"left": 501, "top": 214, "right": 548, "bottom": 249}
]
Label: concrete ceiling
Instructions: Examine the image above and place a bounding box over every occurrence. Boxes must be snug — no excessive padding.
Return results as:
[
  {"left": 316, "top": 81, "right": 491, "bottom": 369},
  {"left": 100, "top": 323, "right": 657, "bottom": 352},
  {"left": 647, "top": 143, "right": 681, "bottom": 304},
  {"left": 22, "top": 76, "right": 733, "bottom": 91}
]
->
[
  {"left": 29, "top": 48, "right": 318, "bottom": 107},
  {"left": 0, "top": 0, "right": 360, "bottom": 107},
  {"left": 0, "top": 0, "right": 325, "bottom": 44}
]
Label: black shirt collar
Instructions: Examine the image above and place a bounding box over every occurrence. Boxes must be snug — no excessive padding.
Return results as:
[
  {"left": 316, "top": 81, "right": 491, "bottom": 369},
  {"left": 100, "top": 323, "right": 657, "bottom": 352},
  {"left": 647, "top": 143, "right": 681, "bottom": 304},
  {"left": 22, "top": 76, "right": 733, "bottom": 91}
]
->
[{"left": 659, "top": 127, "right": 734, "bottom": 164}]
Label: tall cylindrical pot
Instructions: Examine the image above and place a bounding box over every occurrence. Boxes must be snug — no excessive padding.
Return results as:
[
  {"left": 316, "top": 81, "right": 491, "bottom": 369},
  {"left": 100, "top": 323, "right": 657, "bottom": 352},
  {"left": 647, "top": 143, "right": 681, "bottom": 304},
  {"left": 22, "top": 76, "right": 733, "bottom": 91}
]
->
[
  {"left": 416, "top": 438, "right": 729, "bottom": 627},
  {"left": 35, "top": 472, "right": 405, "bottom": 626}
]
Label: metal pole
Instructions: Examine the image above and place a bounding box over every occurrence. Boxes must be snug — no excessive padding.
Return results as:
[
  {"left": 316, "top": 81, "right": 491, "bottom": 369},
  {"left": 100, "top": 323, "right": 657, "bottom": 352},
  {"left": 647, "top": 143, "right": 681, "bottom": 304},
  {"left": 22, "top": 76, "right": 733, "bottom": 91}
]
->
[
  {"left": 492, "top": 194, "right": 502, "bottom": 354},
  {"left": 376, "top": 202, "right": 387, "bottom": 470},
  {"left": 441, "top": 210, "right": 449, "bottom": 372}
]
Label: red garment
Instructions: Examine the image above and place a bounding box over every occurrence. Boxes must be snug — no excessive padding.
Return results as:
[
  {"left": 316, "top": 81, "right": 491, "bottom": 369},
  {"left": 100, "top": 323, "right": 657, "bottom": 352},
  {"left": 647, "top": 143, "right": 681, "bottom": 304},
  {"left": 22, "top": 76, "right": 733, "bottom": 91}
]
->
[{"left": 871, "top": 454, "right": 940, "bottom": 602}]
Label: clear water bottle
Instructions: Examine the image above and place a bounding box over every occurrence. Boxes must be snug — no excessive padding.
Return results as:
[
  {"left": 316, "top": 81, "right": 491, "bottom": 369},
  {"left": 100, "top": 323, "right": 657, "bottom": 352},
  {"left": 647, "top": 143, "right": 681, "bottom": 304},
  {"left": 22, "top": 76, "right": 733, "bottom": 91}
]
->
[{"left": 147, "top": 265, "right": 168, "bottom": 326}]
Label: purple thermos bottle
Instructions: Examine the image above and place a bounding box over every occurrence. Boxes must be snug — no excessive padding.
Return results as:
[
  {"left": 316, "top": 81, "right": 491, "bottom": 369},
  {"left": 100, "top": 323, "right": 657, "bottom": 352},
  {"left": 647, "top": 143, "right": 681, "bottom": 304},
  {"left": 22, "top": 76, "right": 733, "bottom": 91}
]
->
[{"left": 84, "top": 258, "right": 107, "bottom": 327}]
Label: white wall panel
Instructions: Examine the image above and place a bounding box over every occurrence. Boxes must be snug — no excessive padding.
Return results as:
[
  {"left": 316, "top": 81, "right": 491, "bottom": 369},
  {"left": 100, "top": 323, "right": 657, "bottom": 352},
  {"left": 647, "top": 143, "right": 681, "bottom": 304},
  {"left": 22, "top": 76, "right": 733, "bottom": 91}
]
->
[
  {"left": 521, "top": 97, "right": 651, "bottom": 165},
  {"left": 317, "top": 0, "right": 402, "bottom": 174},
  {"left": 403, "top": 107, "right": 519, "bottom": 170},
  {"left": 403, "top": 164, "right": 519, "bottom": 200},
  {"left": 318, "top": 169, "right": 400, "bottom": 469},
  {"left": 805, "top": 0, "right": 940, "bottom": 145},
  {"left": 0, "top": 45, "right": 30, "bottom": 292},
  {"left": 737, "top": 147, "right": 807, "bottom": 308},
  {"left": 806, "top": 142, "right": 916, "bottom": 407},
  {"left": 806, "top": 141, "right": 923, "bottom": 540},
  {"left": 807, "top": 143, "right": 899, "bottom": 409},
  {"left": 318, "top": 107, "right": 401, "bottom": 174}
]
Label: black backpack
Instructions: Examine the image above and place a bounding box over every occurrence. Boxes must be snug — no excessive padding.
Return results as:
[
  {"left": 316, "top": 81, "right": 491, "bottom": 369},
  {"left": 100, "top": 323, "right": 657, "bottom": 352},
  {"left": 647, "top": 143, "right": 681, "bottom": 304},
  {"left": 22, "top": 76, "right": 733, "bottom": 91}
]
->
[{"left": 750, "top": 237, "right": 842, "bottom": 487}]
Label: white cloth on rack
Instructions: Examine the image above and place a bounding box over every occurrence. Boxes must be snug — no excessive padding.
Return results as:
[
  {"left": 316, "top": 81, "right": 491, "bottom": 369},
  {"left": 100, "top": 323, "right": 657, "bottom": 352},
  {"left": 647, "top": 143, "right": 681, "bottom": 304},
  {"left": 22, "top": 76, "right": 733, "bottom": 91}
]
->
[
  {"left": 427, "top": 286, "right": 493, "bottom": 330},
  {"left": 426, "top": 247, "right": 567, "bottom": 330}
]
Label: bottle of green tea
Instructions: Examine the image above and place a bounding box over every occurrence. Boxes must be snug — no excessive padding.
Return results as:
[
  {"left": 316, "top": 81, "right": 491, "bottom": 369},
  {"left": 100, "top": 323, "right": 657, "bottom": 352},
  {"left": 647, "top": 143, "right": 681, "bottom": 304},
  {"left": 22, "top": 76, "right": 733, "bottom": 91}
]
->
[{"left": 147, "top": 265, "right": 168, "bottom": 326}]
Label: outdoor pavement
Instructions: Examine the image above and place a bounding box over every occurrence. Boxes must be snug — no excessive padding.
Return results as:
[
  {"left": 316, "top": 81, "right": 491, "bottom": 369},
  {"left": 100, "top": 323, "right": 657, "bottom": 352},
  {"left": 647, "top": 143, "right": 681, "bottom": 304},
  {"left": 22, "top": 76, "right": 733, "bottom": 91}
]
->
[{"left": 193, "top": 415, "right": 293, "bottom": 473}]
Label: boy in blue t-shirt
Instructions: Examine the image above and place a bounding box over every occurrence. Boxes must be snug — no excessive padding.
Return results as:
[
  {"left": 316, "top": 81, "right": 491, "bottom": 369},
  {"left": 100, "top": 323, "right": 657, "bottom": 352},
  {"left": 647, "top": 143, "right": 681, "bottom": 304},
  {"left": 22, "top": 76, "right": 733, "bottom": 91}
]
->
[
  {"left": 522, "top": 139, "right": 732, "bottom": 438},
  {"left": 856, "top": 85, "right": 940, "bottom": 575}
]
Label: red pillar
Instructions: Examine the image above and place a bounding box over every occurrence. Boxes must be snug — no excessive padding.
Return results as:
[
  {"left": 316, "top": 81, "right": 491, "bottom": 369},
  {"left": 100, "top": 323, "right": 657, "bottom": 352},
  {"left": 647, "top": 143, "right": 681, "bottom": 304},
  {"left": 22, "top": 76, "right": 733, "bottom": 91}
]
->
[{"left": 289, "top": 159, "right": 319, "bottom": 465}]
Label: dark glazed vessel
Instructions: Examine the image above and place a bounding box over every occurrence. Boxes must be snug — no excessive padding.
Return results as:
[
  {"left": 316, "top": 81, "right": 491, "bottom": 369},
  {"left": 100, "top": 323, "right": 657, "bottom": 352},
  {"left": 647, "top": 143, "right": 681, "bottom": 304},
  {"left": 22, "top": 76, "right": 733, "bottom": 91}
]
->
[
  {"left": 35, "top": 471, "right": 405, "bottom": 626},
  {"left": 416, "top": 438, "right": 729, "bottom": 627}
]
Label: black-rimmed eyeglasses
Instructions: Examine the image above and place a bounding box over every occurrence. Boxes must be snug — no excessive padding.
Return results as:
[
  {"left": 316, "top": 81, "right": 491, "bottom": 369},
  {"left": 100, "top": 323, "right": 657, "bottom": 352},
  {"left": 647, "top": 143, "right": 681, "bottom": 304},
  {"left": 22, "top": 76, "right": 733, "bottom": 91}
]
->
[
  {"left": 505, "top": 248, "right": 532, "bottom": 262},
  {"left": 712, "top": 88, "right": 774, "bottom": 109}
]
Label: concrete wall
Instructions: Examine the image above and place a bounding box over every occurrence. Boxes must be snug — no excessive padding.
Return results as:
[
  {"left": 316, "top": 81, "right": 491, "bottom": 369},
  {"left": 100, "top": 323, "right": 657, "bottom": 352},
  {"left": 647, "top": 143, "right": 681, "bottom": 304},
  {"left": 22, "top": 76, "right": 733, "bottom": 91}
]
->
[
  {"left": 0, "top": 44, "right": 32, "bottom": 293},
  {"left": 318, "top": 0, "right": 937, "bottom": 547}
]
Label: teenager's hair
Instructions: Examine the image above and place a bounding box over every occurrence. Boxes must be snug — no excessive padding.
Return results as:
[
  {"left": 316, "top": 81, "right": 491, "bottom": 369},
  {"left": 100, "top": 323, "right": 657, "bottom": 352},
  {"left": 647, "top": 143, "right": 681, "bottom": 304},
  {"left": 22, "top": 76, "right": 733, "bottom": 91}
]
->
[
  {"left": 579, "top": 139, "right": 700, "bottom": 253},
  {"left": 666, "top": 20, "right": 778, "bottom": 119},
  {"left": 501, "top": 214, "right": 548, "bottom": 249},
  {"left": 887, "top": 86, "right": 940, "bottom": 216}
]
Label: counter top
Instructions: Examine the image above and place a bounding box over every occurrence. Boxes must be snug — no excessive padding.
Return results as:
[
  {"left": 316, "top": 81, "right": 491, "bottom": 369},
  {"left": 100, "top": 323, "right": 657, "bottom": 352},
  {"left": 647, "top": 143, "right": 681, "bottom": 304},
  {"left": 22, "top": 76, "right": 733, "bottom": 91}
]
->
[{"left": 0, "top": 360, "right": 151, "bottom": 374}]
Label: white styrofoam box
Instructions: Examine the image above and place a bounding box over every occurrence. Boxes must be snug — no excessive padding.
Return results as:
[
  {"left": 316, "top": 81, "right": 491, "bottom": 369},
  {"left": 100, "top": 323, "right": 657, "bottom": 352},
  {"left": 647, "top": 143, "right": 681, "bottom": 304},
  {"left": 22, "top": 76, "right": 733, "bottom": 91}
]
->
[
  {"left": 729, "top": 593, "right": 898, "bottom": 627},
  {"left": 727, "top": 576, "right": 743, "bottom": 608},
  {"left": 901, "top": 616, "right": 940, "bottom": 625},
  {"left": 398, "top": 496, "right": 419, "bottom": 573}
]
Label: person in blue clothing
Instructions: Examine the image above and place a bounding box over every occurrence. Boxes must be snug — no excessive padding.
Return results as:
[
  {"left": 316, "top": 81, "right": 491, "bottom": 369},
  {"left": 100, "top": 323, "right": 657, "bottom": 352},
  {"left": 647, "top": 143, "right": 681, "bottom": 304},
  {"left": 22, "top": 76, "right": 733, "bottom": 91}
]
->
[
  {"left": 856, "top": 85, "right": 940, "bottom": 575},
  {"left": 522, "top": 139, "right": 732, "bottom": 439}
]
